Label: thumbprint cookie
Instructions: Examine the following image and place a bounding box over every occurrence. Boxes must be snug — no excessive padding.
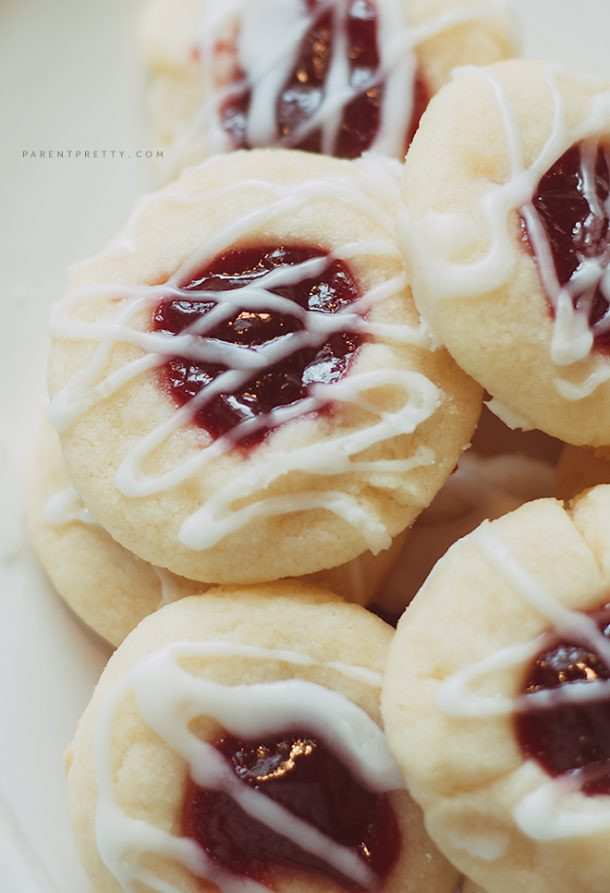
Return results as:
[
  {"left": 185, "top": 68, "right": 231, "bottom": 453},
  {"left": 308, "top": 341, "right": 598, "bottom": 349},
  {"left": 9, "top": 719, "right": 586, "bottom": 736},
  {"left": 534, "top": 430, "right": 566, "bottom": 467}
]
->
[
  {"left": 139, "top": 0, "right": 516, "bottom": 178},
  {"left": 402, "top": 60, "right": 610, "bottom": 446},
  {"left": 382, "top": 485, "right": 610, "bottom": 893},
  {"left": 48, "top": 150, "right": 481, "bottom": 584},
  {"left": 27, "top": 418, "right": 409, "bottom": 646},
  {"left": 66, "top": 585, "right": 460, "bottom": 892}
]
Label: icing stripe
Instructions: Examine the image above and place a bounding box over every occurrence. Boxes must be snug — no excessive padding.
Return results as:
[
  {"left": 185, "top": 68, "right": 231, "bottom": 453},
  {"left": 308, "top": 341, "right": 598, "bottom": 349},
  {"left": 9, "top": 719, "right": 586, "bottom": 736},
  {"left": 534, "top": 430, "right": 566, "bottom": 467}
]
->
[
  {"left": 43, "top": 487, "right": 97, "bottom": 527},
  {"left": 50, "top": 158, "right": 441, "bottom": 554},
  {"left": 403, "top": 64, "right": 610, "bottom": 401},
  {"left": 436, "top": 521, "right": 610, "bottom": 842},
  {"left": 160, "top": 0, "right": 509, "bottom": 173},
  {"left": 93, "top": 640, "right": 402, "bottom": 891}
]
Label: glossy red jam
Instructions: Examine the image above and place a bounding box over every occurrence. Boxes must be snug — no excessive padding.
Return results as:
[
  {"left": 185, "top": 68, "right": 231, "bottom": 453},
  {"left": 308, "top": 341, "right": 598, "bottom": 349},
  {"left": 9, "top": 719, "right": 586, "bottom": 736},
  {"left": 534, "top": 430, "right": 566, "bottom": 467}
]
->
[
  {"left": 182, "top": 730, "right": 400, "bottom": 889},
  {"left": 521, "top": 141, "right": 610, "bottom": 352},
  {"left": 153, "top": 245, "right": 362, "bottom": 446},
  {"left": 220, "top": 0, "right": 428, "bottom": 158},
  {"left": 515, "top": 605, "right": 610, "bottom": 794}
]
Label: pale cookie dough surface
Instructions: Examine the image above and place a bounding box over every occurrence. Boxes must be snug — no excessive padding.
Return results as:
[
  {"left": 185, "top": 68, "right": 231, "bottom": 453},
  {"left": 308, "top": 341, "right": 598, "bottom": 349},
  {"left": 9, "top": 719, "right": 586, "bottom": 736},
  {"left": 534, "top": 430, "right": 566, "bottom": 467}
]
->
[
  {"left": 403, "top": 60, "right": 610, "bottom": 446},
  {"left": 48, "top": 149, "right": 481, "bottom": 585},
  {"left": 140, "top": 0, "right": 516, "bottom": 179},
  {"left": 27, "top": 419, "right": 408, "bottom": 645},
  {"left": 382, "top": 486, "right": 610, "bottom": 893},
  {"left": 27, "top": 419, "right": 204, "bottom": 647},
  {"left": 67, "top": 585, "right": 459, "bottom": 893}
]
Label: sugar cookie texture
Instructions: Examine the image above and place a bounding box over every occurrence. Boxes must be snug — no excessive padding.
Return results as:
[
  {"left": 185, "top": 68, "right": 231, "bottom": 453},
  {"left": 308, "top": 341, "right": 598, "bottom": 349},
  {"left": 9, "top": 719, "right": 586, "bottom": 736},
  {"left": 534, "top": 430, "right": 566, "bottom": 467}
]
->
[
  {"left": 48, "top": 150, "right": 481, "bottom": 584},
  {"left": 382, "top": 486, "right": 610, "bottom": 893},
  {"left": 27, "top": 420, "right": 202, "bottom": 647},
  {"left": 403, "top": 60, "right": 610, "bottom": 445},
  {"left": 28, "top": 419, "right": 409, "bottom": 645},
  {"left": 66, "top": 586, "right": 460, "bottom": 893},
  {"left": 140, "top": 0, "right": 516, "bottom": 178}
]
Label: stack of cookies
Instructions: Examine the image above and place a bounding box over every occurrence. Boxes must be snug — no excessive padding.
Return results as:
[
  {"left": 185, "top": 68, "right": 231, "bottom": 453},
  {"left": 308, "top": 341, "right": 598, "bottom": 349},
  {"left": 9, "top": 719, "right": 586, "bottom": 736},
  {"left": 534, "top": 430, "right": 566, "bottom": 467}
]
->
[{"left": 28, "top": 2, "right": 610, "bottom": 892}]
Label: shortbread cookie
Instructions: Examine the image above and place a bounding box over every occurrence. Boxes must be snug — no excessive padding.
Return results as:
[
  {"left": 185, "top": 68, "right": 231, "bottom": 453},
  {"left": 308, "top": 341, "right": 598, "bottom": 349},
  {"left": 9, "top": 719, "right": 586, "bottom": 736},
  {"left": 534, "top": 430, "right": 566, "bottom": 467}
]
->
[
  {"left": 48, "top": 150, "right": 481, "bottom": 584},
  {"left": 66, "top": 585, "right": 460, "bottom": 893},
  {"left": 556, "top": 444, "right": 610, "bottom": 500},
  {"left": 140, "top": 0, "right": 516, "bottom": 178},
  {"left": 382, "top": 486, "right": 610, "bottom": 893},
  {"left": 27, "top": 420, "right": 203, "bottom": 647},
  {"left": 403, "top": 60, "right": 610, "bottom": 445},
  {"left": 377, "top": 450, "right": 555, "bottom": 620},
  {"left": 28, "top": 419, "right": 408, "bottom": 645}
]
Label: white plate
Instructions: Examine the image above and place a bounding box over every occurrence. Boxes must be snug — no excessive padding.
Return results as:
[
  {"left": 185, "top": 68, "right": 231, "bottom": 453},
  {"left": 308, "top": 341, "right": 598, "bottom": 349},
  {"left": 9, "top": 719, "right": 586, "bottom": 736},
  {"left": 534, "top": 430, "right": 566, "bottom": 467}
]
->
[{"left": 2, "top": 1, "right": 610, "bottom": 889}]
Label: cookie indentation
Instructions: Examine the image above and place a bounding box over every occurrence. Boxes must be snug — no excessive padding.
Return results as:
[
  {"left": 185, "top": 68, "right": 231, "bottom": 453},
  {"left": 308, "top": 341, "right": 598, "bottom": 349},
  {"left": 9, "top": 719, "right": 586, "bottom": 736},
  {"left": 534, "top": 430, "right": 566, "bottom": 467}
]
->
[
  {"left": 522, "top": 141, "right": 610, "bottom": 353},
  {"left": 220, "top": 0, "right": 427, "bottom": 158},
  {"left": 516, "top": 604, "right": 610, "bottom": 794},
  {"left": 153, "top": 245, "right": 362, "bottom": 447},
  {"left": 182, "top": 730, "right": 400, "bottom": 888}
]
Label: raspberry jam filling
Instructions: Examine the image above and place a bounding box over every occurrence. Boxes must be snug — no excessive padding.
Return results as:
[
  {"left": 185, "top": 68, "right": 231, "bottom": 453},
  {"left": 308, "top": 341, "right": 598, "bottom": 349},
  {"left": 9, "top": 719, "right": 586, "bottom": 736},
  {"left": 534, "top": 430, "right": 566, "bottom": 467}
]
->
[
  {"left": 153, "top": 245, "right": 362, "bottom": 447},
  {"left": 182, "top": 730, "right": 400, "bottom": 889},
  {"left": 515, "top": 604, "right": 610, "bottom": 795},
  {"left": 220, "top": 0, "right": 428, "bottom": 158},
  {"left": 521, "top": 141, "right": 610, "bottom": 352}
]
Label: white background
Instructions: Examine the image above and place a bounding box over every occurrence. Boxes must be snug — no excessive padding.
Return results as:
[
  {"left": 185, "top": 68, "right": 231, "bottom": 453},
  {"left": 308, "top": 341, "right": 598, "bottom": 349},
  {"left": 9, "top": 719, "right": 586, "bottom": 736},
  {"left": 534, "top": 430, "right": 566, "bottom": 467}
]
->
[{"left": 1, "top": 1, "right": 609, "bottom": 889}]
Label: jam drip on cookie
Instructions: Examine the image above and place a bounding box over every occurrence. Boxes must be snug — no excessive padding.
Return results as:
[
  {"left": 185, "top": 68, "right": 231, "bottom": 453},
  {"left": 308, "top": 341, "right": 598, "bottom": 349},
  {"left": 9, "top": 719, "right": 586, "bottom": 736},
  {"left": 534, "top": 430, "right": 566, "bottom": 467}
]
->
[
  {"left": 521, "top": 141, "right": 610, "bottom": 352},
  {"left": 182, "top": 730, "right": 400, "bottom": 888},
  {"left": 220, "top": 0, "right": 427, "bottom": 158},
  {"left": 153, "top": 245, "right": 362, "bottom": 447},
  {"left": 516, "top": 604, "right": 610, "bottom": 794}
]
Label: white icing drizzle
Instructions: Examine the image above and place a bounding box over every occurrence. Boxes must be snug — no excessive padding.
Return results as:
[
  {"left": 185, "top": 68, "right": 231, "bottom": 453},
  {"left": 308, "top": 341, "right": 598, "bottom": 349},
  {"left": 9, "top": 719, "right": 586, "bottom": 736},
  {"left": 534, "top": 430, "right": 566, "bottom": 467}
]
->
[
  {"left": 93, "top": 640, "right": 402, "bottom": 892},
  {"left": 49, "top": 158, "right": 441, "bottom": 554},
  {"left": 162, "top": 0, "right": 508, "bottom": 173},
  {"left": 42, "top": 486, "right": 97, "bottom": 527},
  {"left": 436, "top": 522, "right": 610, "bottom": 842},
  {"left": 151, "top": 567, "right": 184, "bottom": 608},
  {"left": 43, "top": 486, "right": 201, "bottom": 609},
  {"left": 403, "top": 64, "right": 610, "bottom": 401}
]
